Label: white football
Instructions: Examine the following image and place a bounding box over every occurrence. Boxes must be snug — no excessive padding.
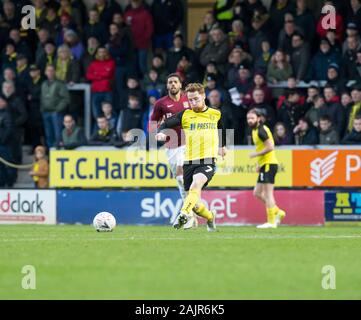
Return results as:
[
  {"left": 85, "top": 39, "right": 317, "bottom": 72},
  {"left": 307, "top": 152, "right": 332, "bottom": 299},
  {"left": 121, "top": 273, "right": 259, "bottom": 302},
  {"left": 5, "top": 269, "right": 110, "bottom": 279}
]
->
[{"left": 93, "top": 212, "right": 116, "bottom": 232}]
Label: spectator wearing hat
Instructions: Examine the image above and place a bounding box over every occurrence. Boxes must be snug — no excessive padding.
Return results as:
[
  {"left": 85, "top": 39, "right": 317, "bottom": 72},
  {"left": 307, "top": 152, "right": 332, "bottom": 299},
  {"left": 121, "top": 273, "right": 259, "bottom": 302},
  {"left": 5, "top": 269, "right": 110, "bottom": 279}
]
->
[
  {"left": 235, "top": 0, "right": 267, "bottom": 30},
  {"left": 200, "top": 27, "right": 230, "bottom": 75},
  {"left": 342, "top": 23, "right": 361, "bottom": 54},
  {"left": 151, "top": 0, "right": 184, "bottom": 54},
  {"left": 55, "top": 13, "right": 76, "bottom": 47},
  {"left": 347, "top": 0, "right": 361, "bottom": 35},
  {"left": 278, "top": 89, "right": 307, "bottom": 132},
  {"left": 86, "top": 47, "right": 115, "bottom": 119},
  {"left": 290, "top": 32, "right": 310, "bottom": 82},
  {"left": 36, "top": 40, "right": 57, "bottom": 75},
  {"left": 342, "top": 114, "right": 361, "bottom": 144},
  {"left": 0, "top": 95, "right": 16, "bottom": 187},
  {"left": 346, "top": 85, "right": 361, "bottom": 133},
  {"left": 244, "top": 72, "right": 272, "bottom": 106},
  {"left": 63, "top": 29, "right": 84, "bottom": 61},
  {"left": 83, "top": 9, "right": 108, "bottom": 46},
  {"left": 26, "top": 64, "right": 44, "bottom": 152},
  {"left": 341, "top": 35, "right": 361, "bottom": 80},
  {"left": 204, "top": 73, "right": 229, "bottom": 104},
  {"left": 316, "top": 0, "right": 344, "bottom": 42},
  {"left": 203, "top": 61, "right": 224, "bottom": 85},
  {"left": 227, "top": 65, "right": 252, "bottom": 109},
  {"left": 307, "top": 38, "right": 341, "bottom": 81},
  {"left": 150, "top": 54, "right": 168, "bottom": 83},
  {"left": 294, "top": 0, "right": 316, "bottom": 44},
  {"left": 226, "top": 48, "right": 252, "bottom": 88},
  {"left": 166, "top": 32, "right": 196, "bottom": 74},
  {"left": 322, "top": 85, "right": 346, "bottom": 136},
  {"left": 325, "top": 63, "right": 346, "bottom": 94},
  {"left": 267, "top": 50, "right": 293, "bottom": 99},
  {"left": 124, "top": 0, "right": 154, "bottom": 77}
]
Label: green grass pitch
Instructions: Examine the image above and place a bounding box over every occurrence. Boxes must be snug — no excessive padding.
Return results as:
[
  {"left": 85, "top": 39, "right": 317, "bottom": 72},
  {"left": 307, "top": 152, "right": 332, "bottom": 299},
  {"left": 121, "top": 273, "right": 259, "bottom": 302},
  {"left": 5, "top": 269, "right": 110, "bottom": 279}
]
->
[{"left": 1, "top": 225, "right": 361, "bottom": 300}]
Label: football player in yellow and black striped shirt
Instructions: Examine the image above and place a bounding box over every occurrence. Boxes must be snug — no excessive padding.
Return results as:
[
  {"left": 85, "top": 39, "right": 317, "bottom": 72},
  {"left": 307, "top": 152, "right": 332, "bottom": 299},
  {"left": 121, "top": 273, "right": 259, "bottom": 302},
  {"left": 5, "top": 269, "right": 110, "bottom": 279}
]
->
[
  {"left": 156, "top": 83, "right": 227, "bottom": 232},
  {"left": 247, "top": 108, "right": 286, "bottom": 229}
]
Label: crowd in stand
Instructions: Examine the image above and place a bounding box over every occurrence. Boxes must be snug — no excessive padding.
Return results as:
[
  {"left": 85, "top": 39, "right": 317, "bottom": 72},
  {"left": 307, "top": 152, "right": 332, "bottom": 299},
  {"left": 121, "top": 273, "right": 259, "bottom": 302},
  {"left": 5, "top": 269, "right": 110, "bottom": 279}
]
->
[{"left": 0, "top": 0, "right": 361, "bottom": 187}]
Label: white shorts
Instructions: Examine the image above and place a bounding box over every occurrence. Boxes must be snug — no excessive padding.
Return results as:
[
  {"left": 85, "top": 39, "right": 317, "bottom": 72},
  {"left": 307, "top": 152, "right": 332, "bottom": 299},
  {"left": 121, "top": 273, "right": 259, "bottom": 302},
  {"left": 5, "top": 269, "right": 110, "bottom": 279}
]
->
[{"left": 165, "top": 145, "right": 185, "bottom": 177}]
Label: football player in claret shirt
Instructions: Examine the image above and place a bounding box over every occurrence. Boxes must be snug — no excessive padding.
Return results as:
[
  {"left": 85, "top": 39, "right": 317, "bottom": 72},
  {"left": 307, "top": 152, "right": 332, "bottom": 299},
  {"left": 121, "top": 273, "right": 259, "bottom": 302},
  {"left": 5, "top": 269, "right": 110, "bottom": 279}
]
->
[
  {"left": 156, "top": 83, "right": 227, "bottom": 231},
  {"left": 247, "top": 108, "right": 286, "bottom": 229},
  {"left": 150, "top": 73, "right": 198, "bottom": 229}
]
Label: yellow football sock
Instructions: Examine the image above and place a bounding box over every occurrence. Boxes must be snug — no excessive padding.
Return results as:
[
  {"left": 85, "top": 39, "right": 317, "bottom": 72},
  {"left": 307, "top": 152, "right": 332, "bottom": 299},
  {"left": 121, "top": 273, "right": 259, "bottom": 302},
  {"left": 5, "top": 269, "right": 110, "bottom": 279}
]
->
[
  {"left": 181, "top": 189, "right": 200, "bottom": 215},
  {"left": 266, "top": 206, "right": 278, "bottom": 224},
  {"left": 193, "top": 203, "right": 213, "bottom": 221}
]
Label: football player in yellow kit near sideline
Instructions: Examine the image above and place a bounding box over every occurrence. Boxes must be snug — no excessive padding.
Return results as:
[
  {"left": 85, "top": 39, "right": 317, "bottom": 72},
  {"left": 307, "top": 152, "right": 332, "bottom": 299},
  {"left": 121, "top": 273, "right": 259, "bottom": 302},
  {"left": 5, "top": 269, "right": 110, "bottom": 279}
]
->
[
  {"left": 156, "top": 83, "right": 227, "bottom": 231},
  {"left": 247, "top": 109, "right": 286, "bottom": 229}
]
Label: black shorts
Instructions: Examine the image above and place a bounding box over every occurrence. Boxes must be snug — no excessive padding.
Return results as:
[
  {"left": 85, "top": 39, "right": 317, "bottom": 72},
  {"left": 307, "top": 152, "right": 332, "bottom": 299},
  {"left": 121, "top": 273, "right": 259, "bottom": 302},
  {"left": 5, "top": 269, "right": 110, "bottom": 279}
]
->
[
  {"left": 183, "top": 159, "right": 216, "bottom": 191},
  {"left": 257, "top": 164, "right": 278, "bottom": 184}
]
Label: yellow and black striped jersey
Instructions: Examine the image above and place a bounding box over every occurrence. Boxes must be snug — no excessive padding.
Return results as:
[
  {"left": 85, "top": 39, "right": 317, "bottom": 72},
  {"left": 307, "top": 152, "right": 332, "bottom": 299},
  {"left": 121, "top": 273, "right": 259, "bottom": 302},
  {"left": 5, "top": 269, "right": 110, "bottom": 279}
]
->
[
  {"left": 252, "top": 124, "right": 278, "bottom": 167},
  {"left": 159, "top": 107, "right": 226, "bottom": 162}
]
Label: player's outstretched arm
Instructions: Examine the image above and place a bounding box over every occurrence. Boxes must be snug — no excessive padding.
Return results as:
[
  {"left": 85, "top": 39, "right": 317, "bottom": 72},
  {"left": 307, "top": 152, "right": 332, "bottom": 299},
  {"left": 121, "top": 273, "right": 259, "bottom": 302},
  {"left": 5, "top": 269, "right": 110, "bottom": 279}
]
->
[{"left": 155, "top": 111, "right": 184, "bottom": 141}]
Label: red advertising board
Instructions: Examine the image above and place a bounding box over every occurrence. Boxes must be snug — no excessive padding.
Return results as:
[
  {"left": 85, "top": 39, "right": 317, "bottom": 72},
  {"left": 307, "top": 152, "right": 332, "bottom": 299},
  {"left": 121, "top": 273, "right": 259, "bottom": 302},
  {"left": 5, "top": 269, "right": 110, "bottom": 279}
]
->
[{"left": 201, "top": 190, "right": 325, "bottom": 226}]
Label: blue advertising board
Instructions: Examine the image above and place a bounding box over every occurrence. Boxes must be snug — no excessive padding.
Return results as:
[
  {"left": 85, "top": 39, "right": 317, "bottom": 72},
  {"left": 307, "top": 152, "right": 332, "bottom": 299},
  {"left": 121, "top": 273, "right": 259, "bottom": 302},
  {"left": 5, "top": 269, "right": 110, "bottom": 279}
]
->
[
  {"left": 325, "top": 191, "right": 361, "bottom": 221},
  {"left": 57, "top": 190, "right": 181, "bottom": 225}
]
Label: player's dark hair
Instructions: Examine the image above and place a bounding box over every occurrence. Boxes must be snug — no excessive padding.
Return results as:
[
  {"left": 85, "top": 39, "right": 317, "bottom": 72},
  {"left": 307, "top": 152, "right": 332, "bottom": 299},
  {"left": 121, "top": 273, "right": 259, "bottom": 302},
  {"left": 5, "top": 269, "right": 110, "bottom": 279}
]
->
[
  {"left": 167, "top": 73, "right": 182, "bottom": 83},
  {"left": 355, "top": 114, "right": 361, "bottom": 121},
  {"left": 319, "top": 115, "right": 332, "bottom": 122}
]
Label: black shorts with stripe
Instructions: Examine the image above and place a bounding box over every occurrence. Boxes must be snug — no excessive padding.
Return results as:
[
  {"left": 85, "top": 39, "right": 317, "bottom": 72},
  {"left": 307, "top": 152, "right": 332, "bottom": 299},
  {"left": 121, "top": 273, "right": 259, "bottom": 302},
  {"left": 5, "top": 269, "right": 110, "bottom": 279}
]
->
[
  {"left": 257, "top": 164, "right": 278, "bottom": 184},
  {"left": 183, "top": 158, "right": 216, "bottom": 191}
]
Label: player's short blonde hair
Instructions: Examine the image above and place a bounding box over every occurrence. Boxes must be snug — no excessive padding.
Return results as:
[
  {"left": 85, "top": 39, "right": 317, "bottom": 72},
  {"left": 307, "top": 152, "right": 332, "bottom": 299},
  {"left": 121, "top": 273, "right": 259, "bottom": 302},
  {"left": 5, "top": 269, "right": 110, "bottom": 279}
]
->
[{"left": 185, "top": 83, "right": 205, "bottom": 94}]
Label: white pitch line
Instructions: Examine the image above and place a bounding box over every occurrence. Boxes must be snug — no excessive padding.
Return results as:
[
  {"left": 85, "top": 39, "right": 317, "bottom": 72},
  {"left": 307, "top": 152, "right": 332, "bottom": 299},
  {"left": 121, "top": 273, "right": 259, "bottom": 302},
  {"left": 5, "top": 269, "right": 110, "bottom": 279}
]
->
[{"left": 1, "top": 235, "right": 361, "bottom": 242}]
